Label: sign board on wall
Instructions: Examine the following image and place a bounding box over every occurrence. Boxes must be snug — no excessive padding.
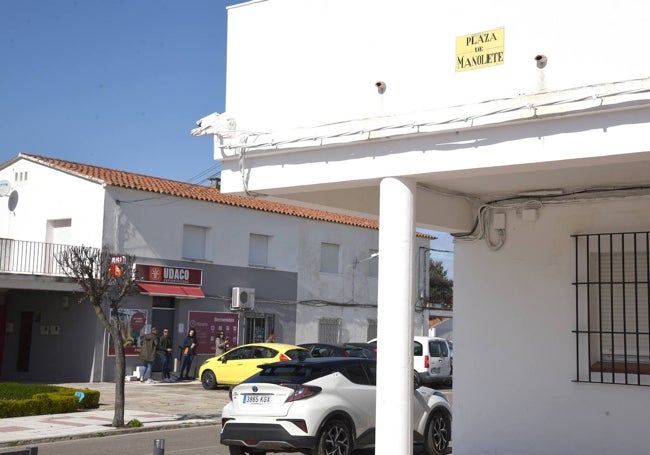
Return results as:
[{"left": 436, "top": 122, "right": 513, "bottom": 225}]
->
[
  {"left": 107, "top": 308, "right": 148, "bottom": 356},
  {"left": 456, "top": 27, "right": 504, "bottom": 72},
  {"left": 187, "top": 311, "right": 239, "bottom": 356},
  {"left": 135, "top": 264, "right": 203, "bottom": 285}
]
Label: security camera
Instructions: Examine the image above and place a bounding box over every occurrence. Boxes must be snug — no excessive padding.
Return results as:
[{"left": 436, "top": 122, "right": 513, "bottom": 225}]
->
[
  {"left": 534, "top": 54, "right": 547, "bottom": 69},
  {"left": 375, "top": 81, "right": 386, "bottom": 94}
]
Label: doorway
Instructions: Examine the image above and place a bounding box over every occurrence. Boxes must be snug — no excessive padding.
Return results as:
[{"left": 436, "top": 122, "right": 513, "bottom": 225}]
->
[
  {"left": 244, "top": 314, "right": 275, "bottom": 343},
  {"left": 152, "top": 297, "right": 175, "bottom": 372},
  {"left": 17, "top": 311, "right": 33, "bottom": 372}
]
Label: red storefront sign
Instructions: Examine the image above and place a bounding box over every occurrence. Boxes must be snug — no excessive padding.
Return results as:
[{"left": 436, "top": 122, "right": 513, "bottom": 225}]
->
[{"left": 135, "top": 264, "right": 202, "bottom": 286}]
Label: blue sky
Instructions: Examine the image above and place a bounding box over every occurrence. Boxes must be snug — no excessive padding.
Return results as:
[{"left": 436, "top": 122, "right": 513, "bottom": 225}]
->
[
  {"left": 0, "top": 0, "right": 236, "bottom": 183},
  {"left": 0, "top": 0, "right": 453, "bottom": 276}
]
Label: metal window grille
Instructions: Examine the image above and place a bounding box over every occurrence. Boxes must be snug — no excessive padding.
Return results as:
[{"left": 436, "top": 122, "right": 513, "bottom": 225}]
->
[
  {"left": 573, "top": 231, "right": 650, "bottom": 386},
  {"left": 318, "top": 318, "right": 341, "bottom": 344}
]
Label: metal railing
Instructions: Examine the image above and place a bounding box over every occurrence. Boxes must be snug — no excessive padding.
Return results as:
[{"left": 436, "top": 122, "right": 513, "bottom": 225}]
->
[{"left": 0, "top": 238, "right": 77, "bottom": 277}]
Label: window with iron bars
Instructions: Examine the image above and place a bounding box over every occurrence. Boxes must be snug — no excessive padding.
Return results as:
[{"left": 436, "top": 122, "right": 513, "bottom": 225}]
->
[
  {"left": 573, "top": 231, "right": 650, "bottom": 386},
  {"left": 318, "top": 318, "right": 342, "bottom": 344}
]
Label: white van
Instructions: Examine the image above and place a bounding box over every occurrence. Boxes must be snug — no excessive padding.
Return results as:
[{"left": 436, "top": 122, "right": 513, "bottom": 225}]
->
[{"left": 413, "top": 336, "right": 452, "bottom": 385}]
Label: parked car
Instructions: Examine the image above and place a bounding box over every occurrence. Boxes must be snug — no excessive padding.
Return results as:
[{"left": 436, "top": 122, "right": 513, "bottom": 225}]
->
[
  {"left": 363, "top": 337, "right": 452, "bottom": 385},
  {"left": 198, "top": 342, "right": 310, "bottom": 390},
  {"left": 414, "top": 336, "right": 452, "bottom": 386},
  {"left": 299, "top": 342, "right": 350, "bottom": 358},
  {"left": 220, "top": 357, "right": 452, "bottom": 455},
  {"left": 343, "top": 342, "right": 378, "bottom": 359},
  {"left": 299, "top": 342, "right": 377, "bottom": 359}
]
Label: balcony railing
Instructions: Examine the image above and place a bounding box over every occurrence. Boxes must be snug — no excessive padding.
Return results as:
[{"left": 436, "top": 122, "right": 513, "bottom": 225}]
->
[{"left": 0, "top": 238, "right": 80, "bottom": 277}]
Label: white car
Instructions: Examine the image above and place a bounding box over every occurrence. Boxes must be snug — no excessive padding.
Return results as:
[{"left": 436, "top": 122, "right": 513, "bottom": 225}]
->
[
  {"left": 220, "top": 357, "right": 451, "bottom": 455},
  {"left": 414, "top": 336, "right": 453, "bottom": 386},
  {"left": 366, "top": 336, "right": 453, "bottom": 385}
]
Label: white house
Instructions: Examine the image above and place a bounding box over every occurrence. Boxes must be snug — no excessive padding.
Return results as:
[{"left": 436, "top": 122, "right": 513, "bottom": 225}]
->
[
  {"left": 195, "top": 1, "right": 650, "bottom": 454},
  {"left": 0, "top": 153, "right": 432, "bottom": 382}
]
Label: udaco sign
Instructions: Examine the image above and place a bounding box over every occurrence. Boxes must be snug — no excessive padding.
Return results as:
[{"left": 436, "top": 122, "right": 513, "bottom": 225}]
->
[{"left": 134, "top": 263, "right": 203, "bottom": 286}]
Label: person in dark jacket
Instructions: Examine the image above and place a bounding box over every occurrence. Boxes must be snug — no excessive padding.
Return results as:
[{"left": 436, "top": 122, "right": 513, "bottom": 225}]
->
[
  {"left": 180, "top": 328, "right": 198, "bottom": 380},
  {"left": 139, "top": 327, "right": 159, "bottom": 383},
  {"left": 157, "top": 328, "right": 174, "bottom": 383}
]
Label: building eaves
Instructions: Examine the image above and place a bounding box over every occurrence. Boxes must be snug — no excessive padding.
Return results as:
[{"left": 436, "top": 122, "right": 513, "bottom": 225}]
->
[{"left": 19, "top": 153, "right": 433, "bottom": 238}]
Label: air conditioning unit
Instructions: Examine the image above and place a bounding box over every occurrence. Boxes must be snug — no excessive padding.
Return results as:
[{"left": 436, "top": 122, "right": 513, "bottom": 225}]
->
[{"left": 231, "top": 287, "right": 255, "bottom": 310}]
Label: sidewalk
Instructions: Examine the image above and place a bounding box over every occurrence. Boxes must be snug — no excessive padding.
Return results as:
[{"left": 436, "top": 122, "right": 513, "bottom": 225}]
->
[{"left": 0, "top": 378, "right": 230, "bottom": 449}]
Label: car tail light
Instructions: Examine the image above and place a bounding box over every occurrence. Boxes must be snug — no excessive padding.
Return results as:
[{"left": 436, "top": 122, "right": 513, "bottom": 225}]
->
[
  {"left": 281, "top": 383, "right": 322, "bottom": 402},
  {"left": 424, "top": 355, "right": 429, "bottom": 369},
  {"left": 279, "top": 353, "right": 290, "bottom": 361}
]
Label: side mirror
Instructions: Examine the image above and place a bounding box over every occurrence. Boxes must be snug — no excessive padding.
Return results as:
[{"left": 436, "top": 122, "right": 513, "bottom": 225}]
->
[{"left": 221, "top": 356, "right": 227, "bottom": 363}]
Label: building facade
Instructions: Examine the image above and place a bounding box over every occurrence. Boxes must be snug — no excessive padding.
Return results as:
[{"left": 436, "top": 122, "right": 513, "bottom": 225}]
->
[
  {"left": 0, "top": 153, "right": 431, "bottom": 382},
  {"left": 196, "top": 1, "right": 650, "bottom": 454}
]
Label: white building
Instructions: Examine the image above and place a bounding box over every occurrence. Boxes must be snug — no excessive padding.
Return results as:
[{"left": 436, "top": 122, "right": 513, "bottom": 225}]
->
[
  {"left": 196, "top": 1, "right": 650, "bottom": 454},
  {"left": 0, "top": 153, "right": 432, "bottom": 382}
]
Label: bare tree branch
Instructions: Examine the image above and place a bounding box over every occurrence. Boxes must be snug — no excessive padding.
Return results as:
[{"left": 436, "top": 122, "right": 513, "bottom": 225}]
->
[{"left": 56, "top": 245, "right": 138, "bottom": 427}]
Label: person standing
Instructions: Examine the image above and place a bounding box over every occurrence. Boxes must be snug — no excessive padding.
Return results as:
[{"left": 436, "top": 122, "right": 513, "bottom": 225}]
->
[
  {"left": 157, "top": 328, "right": 174, "bottom": 383},
  {"left": 215, "top": 330, "right": 228, "bottom": 356},
  {"left": 180, "top": 328, "right": 198, "bottom": 380},
  {"left": 139, "top": 327, "right": 159, "bottom": 384}
]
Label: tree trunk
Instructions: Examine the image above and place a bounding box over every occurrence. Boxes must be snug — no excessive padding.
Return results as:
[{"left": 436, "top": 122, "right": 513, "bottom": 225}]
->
[{"left": 110, "top": 326, "right": 127, "bottom": 427}]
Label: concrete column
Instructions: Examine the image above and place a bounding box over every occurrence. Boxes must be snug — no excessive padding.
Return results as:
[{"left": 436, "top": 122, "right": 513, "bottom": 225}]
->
[{"left": 376, "top": 177, "right": 415, "bottom": 455}]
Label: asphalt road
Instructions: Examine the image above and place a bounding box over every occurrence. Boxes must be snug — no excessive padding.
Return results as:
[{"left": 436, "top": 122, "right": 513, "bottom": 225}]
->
[{"left": 21, "top": 425, "right": 435, "bottom": 455}]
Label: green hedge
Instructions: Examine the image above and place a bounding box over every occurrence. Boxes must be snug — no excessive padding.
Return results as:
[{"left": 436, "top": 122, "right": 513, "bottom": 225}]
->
[{"left": 0, "top": 382, "right": 100, "bottom": 418}]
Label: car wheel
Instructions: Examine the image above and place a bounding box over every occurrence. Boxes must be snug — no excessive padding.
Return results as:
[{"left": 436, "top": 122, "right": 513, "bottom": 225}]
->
[
  {"left": 423, "top": 410, "right": 451, "bottom": 455},
  {"left": 201, "top": 370, "right": 217, "bottom": 390},
  {"left": 316, "top": 418, "right": 352, "bottom": 455}
]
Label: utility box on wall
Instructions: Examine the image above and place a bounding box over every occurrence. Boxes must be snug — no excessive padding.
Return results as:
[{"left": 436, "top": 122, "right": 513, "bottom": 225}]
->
[{"left": 231, "top": 287, "right": 255, "bottom": 310}]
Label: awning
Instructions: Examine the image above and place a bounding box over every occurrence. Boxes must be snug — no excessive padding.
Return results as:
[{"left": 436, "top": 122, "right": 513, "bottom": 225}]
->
[{"left": 137, "top": 283, "right": 205, "bottom": 299}]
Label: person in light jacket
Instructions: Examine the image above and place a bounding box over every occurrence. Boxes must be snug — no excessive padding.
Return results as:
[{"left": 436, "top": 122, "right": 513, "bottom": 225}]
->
[{"left": 215, "top": 330, "right": 228, "bottom": 356}]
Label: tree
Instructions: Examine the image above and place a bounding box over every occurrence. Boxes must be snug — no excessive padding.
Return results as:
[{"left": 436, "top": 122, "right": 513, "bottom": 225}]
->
[
  {"left": 428, "top": 259, "right": 453, "bottom": 308},
  {"left": 56, "top": 245, "right": 138, "bottom": 427}
]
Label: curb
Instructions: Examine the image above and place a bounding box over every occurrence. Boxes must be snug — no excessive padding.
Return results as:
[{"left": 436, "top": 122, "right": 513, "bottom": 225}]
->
[{"left": 0, "top": 419, "right": 220, "bottom": 449}]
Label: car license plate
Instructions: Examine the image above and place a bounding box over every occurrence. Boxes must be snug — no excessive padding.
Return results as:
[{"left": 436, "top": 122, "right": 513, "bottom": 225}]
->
[{"left": 243, "top": 394, "right": 271, "bottom": 404}]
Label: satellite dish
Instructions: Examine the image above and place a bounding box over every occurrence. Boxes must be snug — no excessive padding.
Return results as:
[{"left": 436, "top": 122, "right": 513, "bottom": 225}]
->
[
  {"left": 0, "top": 180, "right": 10, "bottom": 197},
  {"left": 8, "top": 190, "right": 18, "bottom": 212}
]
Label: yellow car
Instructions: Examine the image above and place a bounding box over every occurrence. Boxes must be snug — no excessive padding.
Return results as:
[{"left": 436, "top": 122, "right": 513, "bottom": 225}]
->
[{"left": 198, "top": 342, "right": 310, "bottom": 390}]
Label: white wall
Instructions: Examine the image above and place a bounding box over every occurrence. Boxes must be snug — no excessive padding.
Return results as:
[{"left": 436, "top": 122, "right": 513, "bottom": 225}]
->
[
  {"left": 0, "top": 159, "right": 105, "bottom": 246},
  {"left": 453, "top": 195, "right": 650, "bottom": 455},
  {"left": 226, "top": 0, "right": 650, "bottom": 132}
]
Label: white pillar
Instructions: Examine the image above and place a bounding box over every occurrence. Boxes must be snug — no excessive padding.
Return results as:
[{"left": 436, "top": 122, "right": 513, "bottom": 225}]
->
[{"left": 376, "top": 177, "right": 415, "bottom": 455}]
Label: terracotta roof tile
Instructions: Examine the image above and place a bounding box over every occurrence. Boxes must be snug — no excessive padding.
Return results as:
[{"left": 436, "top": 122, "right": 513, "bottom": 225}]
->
[
  {"left": 19, "top": 154, "right": 360, "bottom": 224},
  {"left": 20, "top": 153, "right": 433, "bottom": 238}
]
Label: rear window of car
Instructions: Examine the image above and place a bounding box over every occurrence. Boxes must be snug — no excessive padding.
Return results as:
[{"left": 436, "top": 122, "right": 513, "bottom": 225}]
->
[
  {"left": 285, "top": 348, "right": 311, "bottom": 359},
  {"left": 428, "top": 340, "right": 448, "bottom": 357},
  {"left": 245, "top": 364, "right": 330, "bottom": 384}
]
